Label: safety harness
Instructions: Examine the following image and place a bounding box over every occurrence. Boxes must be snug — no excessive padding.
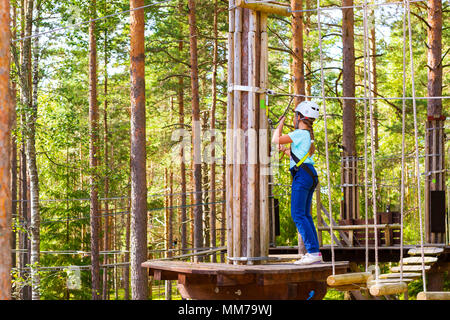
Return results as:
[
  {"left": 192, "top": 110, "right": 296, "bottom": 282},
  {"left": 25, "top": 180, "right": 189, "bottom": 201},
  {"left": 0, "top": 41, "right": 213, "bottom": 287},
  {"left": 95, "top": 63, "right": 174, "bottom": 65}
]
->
[{"left": 289, "top": 148, "right": 319, "bottom": 192}]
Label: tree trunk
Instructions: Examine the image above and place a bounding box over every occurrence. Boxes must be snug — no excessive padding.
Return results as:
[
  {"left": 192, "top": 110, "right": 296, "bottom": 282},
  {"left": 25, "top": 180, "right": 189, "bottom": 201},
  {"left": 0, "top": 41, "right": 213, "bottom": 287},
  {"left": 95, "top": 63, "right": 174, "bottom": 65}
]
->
[
  {"left": 427, "top": 0, "right": 442, "bottom": 118},
  {"left": 188, "top": 0, "right": 203, "bottom": 261},
  {"left": 27, "top": 0, "right": 40, "bottom": 300},
  {"left": 178, "top": 38, "right": 187, "bottom": 255},
  {"left": 102, "top": 29, "right": 110, "bottom": 301},
  {"left": 10, "top": 4, "right": 17, "bottom": 274},
  {"left": 18, "top": 0, "right": 30, "bottom": 300},
  {"left": 130, "top": 0, "right": 148, "bottom": 300},
  {"left": 291, "top": 0, "right": 305, "bottom": 106},
  {"left": 88, "top": 0, "right": 101, "bottom": 300},
  {"left": 291, "top": 0, "right": 307, "bottom": 255},
  {"left": 304, "top": 0, "right": 312, "bottom": 99},
  {"left": 341, "top": 0, "right": 358, "bottom": 221},
  {"left": 18, "top": 0, "right": 38, "bottom": 300},
  {"left": 425, "top": 0, "right": 444, "bottom": 245},
  {"left": 0, "top": 0, "right": 12, "bottom": 300}
]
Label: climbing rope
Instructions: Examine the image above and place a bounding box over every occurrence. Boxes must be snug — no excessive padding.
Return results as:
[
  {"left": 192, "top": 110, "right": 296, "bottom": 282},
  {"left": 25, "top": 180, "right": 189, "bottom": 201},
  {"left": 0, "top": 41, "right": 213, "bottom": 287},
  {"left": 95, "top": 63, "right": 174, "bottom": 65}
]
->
[
  {"left": 316, "top": 0, "right": 335, "bottom": 275},
  {"left": 405, "top": 0, "right": 427, "bottom": 292},
  {"left": 362, "top": 0, "right": 381, "bottom": 283},
  {"left": 361, "top": 0, "right": 370, "bottom": 274},
  {"left": 399, "top": 0, "right": 408, "bottom": 282}
]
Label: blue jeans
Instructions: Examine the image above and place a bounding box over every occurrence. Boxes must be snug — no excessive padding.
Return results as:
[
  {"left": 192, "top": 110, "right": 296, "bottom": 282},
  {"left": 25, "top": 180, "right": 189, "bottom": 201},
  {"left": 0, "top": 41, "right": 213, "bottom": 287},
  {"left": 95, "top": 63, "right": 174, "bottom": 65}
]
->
[{"left": 291, "top": 163, "right": 320, "bottom": 254}]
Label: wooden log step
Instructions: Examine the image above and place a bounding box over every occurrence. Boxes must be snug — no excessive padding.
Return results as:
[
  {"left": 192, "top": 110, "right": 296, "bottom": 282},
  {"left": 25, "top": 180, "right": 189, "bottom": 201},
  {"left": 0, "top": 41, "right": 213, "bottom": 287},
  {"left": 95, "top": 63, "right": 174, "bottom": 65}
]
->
[
  {"left": 369, "top": 282, "right": 408, "bottom": 296},
  {"left": 407, "top": 247, "right": 444, "bottom": 256},
  {"left": 390, "top": 265, "right": 430, "bottom": 272},
  {"left": 379, "top": 272, "right": 421, "bottom": 279},
  {"left": 327, "top": 272, "right": 371, "bottom": 286},
  {"left": 401, "top": 256, "right": 438, "bottom": 264},
  {"left": 417, "top": 291, "right": 450, "bottom": 300},
  {"left": 367, "top": 278, "right": 415, "bottom": 287}
]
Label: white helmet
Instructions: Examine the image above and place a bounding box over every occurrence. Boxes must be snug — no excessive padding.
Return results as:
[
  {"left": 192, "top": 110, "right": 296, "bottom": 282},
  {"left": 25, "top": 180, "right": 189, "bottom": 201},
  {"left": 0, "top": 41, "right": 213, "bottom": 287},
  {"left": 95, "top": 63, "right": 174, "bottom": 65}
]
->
[{"left": 294, "top": 101, "right": 320, "bottom": 119}]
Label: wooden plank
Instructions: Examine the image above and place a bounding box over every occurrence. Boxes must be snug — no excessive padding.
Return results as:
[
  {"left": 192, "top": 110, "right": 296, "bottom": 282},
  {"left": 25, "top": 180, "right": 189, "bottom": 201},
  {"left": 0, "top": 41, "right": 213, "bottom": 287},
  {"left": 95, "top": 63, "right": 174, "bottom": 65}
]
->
[
  {"left": 259, "top": 12, "right": 270, "bottom": 260},
  {"left": 390, "top": 265, "right": 431, "bottom": 272},
  {"left": 379, "top": 272, "right": 421, "bottom": 279},
  {"left": 247, "top": 21, "right": 257, "bottom": 263},
  {"left": 407, "top": 247, "right": 444, "bottom": 256},
  {"left": 235, "top": 0, "right": 290, "bottom": 17},
  {"left": 232, "top": 7, "right": 242, "bottom": 263},
  {"left": 257, "top": 268, "right": 334, "bottom": 285},
  {"left": 226, "top": 2, "right": 235, "bottom": 263},
  {"left": 216, "top": 273, "right": 256, "bottom": 286},
  {"left": 318, "top": 224, "right": 401, "bottom": 231},
  {"left": 152, "top": 269, "right": 178, "bottom": 281},
  {"left": 417, "top": 291, "right": 450, "bottom": 300},
  {"left": 401, "top": 256, "right": 438, "bottom": 264}
]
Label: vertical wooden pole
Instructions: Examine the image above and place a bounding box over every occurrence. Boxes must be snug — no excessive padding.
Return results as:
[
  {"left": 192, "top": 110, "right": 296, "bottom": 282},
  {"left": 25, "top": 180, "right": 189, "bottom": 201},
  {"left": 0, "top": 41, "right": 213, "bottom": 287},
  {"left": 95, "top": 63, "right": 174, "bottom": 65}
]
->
[
  {"left": 259, "top": 13, "right": 269, "bottom": 259},
  {"left": 247, "top": 10, "right": 257, "bottom": 263},
  {"left": 225, "top": 0, "right": 234, "bottom": 262},
  {"left": 232, "top": 5, "right": 242, "bottom": 263},
  {"left": 227, "top": 4, "right": 270, "bottom": 265},
  {"left": 130, "top": 0, "right": 148, "bottom": 300},
  {"left": 0, "top": 0, "right": 12, "bottom": 300}
]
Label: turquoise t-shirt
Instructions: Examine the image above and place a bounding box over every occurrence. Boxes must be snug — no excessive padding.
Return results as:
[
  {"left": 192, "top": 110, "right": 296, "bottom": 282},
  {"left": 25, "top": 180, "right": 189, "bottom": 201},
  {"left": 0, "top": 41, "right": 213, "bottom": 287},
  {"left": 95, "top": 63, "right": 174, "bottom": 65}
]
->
[{"left": 288, "top": 129, "right": 314, "bottom": 169}]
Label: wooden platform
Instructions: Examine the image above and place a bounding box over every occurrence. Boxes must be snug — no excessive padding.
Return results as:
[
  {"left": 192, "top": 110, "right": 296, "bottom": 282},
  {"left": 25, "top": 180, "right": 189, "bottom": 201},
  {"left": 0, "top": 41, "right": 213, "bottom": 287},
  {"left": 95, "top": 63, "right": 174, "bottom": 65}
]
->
[{"left": 142, "top": 260, "right": 349, "bottom": 300}]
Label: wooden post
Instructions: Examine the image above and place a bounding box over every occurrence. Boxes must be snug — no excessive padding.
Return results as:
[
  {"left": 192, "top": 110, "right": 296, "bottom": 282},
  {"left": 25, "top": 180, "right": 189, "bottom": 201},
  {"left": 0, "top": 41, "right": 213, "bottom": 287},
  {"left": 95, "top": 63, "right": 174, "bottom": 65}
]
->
[
  {"left": 227, "top": 4, "right": 270, "bottom": 265},
  {"left": 259, "top": 13, "right": 270, "bottom": 259},
  {"left": 225, "top": 0, "right": 235, "bottom": 263}
]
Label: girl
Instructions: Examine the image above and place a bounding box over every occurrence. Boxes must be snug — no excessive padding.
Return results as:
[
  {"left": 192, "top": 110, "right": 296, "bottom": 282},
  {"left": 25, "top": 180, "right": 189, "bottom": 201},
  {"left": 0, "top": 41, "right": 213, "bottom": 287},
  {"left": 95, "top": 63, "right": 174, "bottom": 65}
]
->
[{"left": 271, "top": 100, "right": 322, "bottom": 265}]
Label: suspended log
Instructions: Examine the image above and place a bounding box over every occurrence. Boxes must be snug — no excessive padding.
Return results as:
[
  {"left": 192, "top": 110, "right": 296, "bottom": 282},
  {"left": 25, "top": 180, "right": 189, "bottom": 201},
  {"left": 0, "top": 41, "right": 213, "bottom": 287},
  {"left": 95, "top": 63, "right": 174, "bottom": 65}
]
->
[
  {"left": 401, "top": 256, "right": 438, "bottom": 264},
  {"left": 417, "top": 291, "right": 450, "bottom": 300},
  {"left": 235, "top": 0, "right": 290, "bottom": 17},
  {"left": 367, "top": 279, "right": 415, "bottom": 287},
  {"left": 407, "top": 247, "right": 443, "bottom": 255},
  {"left": 327, "top": 272, "right": 371, "bottom": 286},
  {"left": 379, "top": 272, "right": 421, "bottom": 279},
  {"left": 390, "top": 265, "right": 431, "bottom": 272},
  {"left": 369, "top": 282, "right": 407, "bottom": 296}
]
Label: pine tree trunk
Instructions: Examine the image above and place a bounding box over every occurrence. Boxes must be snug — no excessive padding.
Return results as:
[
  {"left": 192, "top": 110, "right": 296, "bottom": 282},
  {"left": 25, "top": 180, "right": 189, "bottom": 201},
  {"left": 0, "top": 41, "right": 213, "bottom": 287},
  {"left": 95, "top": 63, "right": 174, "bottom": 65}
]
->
[
  {"left": 291, "top": 0, "right": 305, "bottom": 106},
  {"left": 10, "top": 5, "right": 17, "bottom": 274},
  {"left": 425, "top": 0, "right": 444, "bottom": 245},
  {"left": 102, "top": 30, "right": 110, "bottom": 301},
  {"left": 291, "top": 0, "right": 307, "bottom": 255},
  {"left": 341, "top": 0, "right": 358, "bottom": 221},
  {"left": 0, "top": 0, "right": 12, "bottom": 301},
  {"left": 88, "top": 0, "right": 101, "bottom": 300},
  {"left": 178, "top": 38, "right": 187, "bottom": 254},
  {"left": 129, "top": 0, "right": 148, "bottom": 300},
  {"left": 188, "top": 0, "right": 203, "bottom": 261}
]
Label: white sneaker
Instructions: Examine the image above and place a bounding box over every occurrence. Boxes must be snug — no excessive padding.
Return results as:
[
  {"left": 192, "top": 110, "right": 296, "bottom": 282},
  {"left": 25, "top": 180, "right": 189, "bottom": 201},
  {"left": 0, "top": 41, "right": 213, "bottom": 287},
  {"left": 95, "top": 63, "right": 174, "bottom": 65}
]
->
[{"left": 293, "top": 253, "right": 323, "bottom": 265}]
